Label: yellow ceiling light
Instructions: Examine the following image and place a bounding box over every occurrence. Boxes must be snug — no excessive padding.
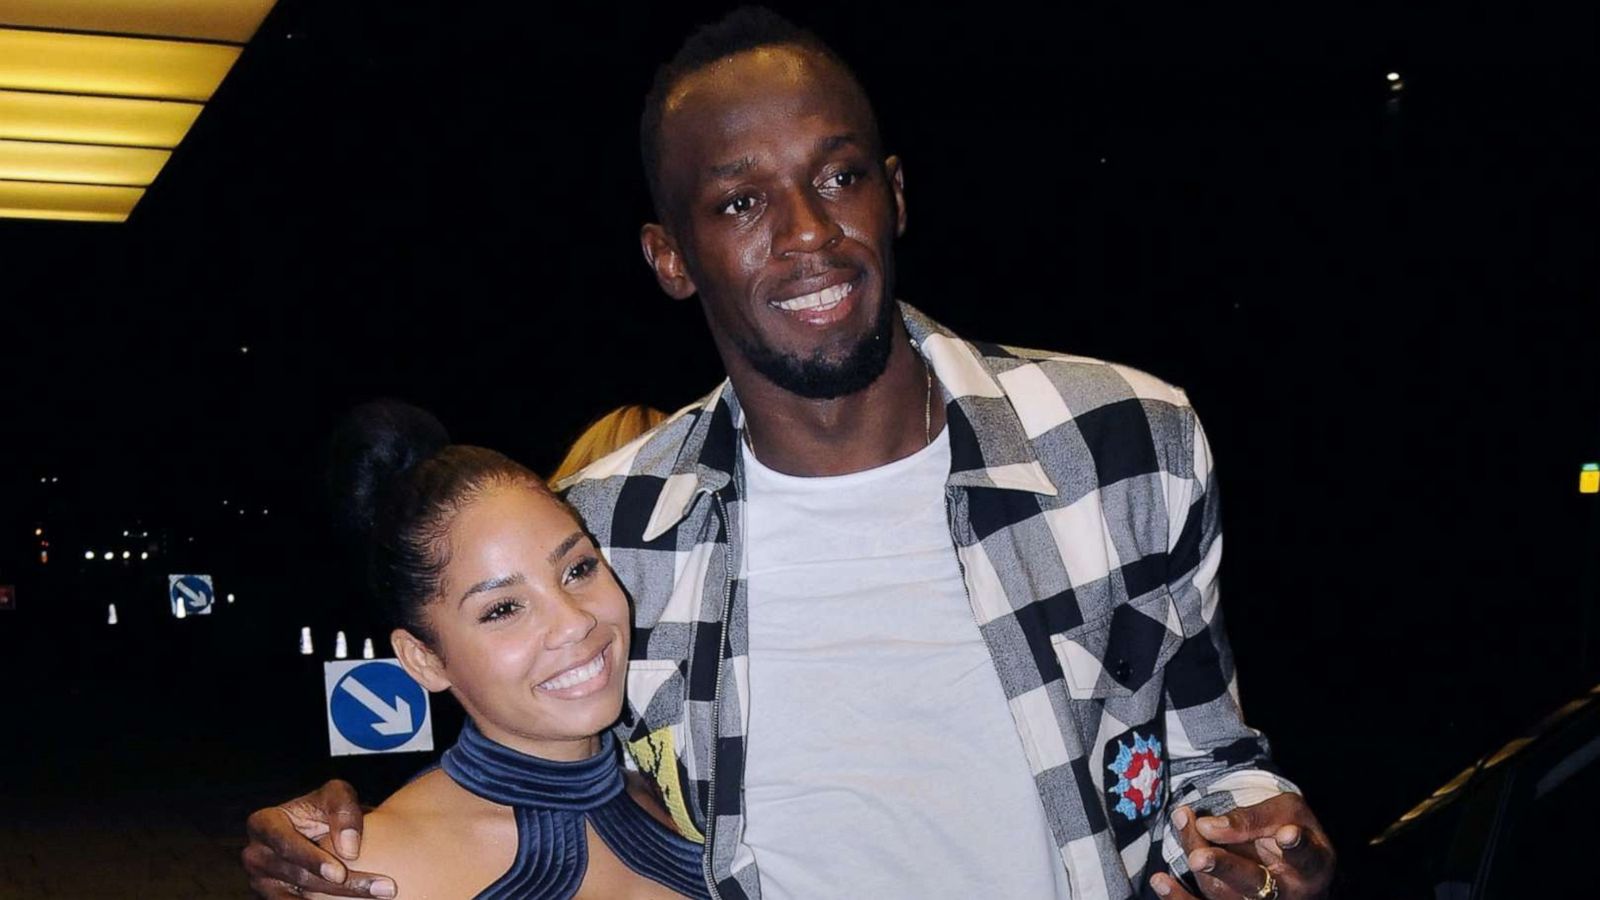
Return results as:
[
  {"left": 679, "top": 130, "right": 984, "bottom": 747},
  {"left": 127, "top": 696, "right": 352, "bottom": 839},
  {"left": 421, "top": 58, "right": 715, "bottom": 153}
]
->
[
  {"left": 0, "top": 28, "right": 241, "bottom": 102},
  {"left": 0, "top": 0, "right": 277, "bottom": 43},
  {"left": 0, "top": 138, "right": 170, "bottom": 186},
  {"left": 0, "top": 179, "right": 144, "bottom": 222},
  {"left": 0, "top": 1, "right": 277, "bottom": 223},
  {"left": 0, "top": 90, "right": 203, "bottom": 147}
]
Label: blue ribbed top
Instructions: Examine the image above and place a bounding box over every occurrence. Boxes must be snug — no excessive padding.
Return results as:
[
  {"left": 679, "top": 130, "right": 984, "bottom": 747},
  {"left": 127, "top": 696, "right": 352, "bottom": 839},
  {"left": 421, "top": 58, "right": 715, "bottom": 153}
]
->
[{"left": 440, "top": 720, "right": 708, "bottom": 900}]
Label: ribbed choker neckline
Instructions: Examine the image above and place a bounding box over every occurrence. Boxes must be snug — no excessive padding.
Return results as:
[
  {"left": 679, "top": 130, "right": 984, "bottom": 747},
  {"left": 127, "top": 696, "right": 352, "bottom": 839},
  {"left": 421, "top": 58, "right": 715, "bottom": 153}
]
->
[{"left": 440, "top": 719, "right": 624, "bottom": 812}]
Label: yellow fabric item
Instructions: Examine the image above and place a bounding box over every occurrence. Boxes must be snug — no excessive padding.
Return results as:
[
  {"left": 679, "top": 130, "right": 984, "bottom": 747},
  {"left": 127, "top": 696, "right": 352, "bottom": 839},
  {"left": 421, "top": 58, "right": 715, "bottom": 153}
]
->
[{"left": 627, "top": 726, "right": 705, "bottom": 844}]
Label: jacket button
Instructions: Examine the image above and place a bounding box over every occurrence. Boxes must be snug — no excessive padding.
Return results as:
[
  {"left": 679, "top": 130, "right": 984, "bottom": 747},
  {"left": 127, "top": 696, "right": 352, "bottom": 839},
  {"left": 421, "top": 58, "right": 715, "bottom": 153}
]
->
[{"left": 1111, "top": 659, "right": 1132, "bottom": 682}]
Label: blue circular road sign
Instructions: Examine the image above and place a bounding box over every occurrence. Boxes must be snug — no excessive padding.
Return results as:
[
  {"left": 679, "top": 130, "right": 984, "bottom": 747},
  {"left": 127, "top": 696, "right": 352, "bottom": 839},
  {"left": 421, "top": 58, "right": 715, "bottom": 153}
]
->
[{"left": 330, "top": 661, "right": 427, "bottom": 752}]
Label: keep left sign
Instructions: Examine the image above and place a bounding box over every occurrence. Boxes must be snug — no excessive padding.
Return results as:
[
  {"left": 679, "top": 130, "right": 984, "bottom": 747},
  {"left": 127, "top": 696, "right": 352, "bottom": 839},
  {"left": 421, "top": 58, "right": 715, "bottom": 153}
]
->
[{"left": 325, "top": 659, "right": 434, "bottom": 756}]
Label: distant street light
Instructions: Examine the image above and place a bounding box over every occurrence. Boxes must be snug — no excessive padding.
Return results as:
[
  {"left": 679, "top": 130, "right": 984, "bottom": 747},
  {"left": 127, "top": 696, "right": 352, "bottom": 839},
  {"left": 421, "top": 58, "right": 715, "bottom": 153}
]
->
[
  {"left": 102, "top": 551, "right": 113, "bottom": 561},
  {"left": 84, "top": 550, "right": 95, "bottom": 560},
  {"left": 140, "top": 551, "right": 150, "bottom": 560},
  {"left": 34, "top": 527, "right": 43, "bottom": 536},
  {"left": 121, "top": 550, "right": 131, "bottom": 560},
  {"left": 107, "top": 604, "right": 118, "bottom": 625},
  {"left": 335, "top": 631, "right": 349, "bottom": 660},
  {"left": 1386, "top": 71, "right": 1400, "bottom": 81},
  {"left": 300, "top": 627, "right": 314, "bottom": 656},
  {"left": 227, "top": 593, "right": 236, "bottom": 603}
]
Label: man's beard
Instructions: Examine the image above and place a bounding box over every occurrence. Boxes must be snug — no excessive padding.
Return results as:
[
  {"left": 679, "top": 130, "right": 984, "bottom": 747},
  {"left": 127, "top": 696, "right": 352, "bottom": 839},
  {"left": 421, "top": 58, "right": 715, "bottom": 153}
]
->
[{"left": 735, "top": 293, "right": 897, "bottom": 400}]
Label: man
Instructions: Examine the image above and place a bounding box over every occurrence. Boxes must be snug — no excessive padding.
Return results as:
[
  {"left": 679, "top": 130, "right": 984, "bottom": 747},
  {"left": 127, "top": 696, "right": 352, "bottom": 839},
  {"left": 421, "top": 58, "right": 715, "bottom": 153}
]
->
[{"left": 245, "top": 9, "right": 1334, "bottom": 899}]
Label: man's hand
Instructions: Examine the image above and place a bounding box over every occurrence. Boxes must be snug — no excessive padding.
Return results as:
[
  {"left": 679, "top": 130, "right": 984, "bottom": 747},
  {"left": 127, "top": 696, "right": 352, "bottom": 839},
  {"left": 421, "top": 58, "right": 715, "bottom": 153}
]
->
[
  {"left": 242, "top": 780, "right": 396, "bottom": 899},
  {"left": 1149, "top": 794, "right": 1335, "bottom": 900}
]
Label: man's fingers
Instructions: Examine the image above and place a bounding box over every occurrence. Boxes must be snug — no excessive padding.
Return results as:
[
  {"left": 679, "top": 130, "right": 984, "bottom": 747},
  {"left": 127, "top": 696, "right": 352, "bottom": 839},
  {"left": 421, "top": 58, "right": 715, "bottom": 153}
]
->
[
  {"left": 1170, "top": 806, "right": 1211, "bottom": 855},
  {"left": 241, "top": 842, "right": 395, "bottom": 899},
  {"left": 251, "top": 809, "right": 350, "bottom": 884},
  {"left": 1195, "top": 810, "right": 1267, "bottom": 846},
  {"left": 1149, "top": 872, "right": 1201, "bottom": 899},
  {"left": 247, "top": 876, "right": 310, "bottom": 900},
  {"left": 1188, "top": 845, "right": 1274, "bottom": 900},
  {"left": 313, "top": 779, "right": 367, "bottom": 860},
  {"left": 1279, "top": 824, "right": 1336, "bottom": 883}
]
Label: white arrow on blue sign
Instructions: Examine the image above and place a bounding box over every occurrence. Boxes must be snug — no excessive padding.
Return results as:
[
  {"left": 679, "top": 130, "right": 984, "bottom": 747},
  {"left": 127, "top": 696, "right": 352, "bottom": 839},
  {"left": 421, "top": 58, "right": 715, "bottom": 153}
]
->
[
  {"left": 324, "top": 659, "right": 434, "bottom": 756},
  {"left": 167, "top": 574, "right": 214, "bottom": 617}
]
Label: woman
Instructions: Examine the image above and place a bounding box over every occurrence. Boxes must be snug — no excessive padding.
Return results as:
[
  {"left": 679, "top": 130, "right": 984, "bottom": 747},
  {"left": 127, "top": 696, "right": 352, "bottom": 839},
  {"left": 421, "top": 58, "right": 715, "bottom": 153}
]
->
[{"left": 315, "top": 402, "right": 707, "bottom": 899}]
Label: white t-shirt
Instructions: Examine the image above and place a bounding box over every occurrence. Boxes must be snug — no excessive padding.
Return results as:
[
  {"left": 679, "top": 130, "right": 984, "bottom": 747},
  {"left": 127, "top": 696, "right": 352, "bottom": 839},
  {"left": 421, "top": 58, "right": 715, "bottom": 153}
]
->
[{"left": 739, "top": 428, "right": 1073, "bottom": 899}]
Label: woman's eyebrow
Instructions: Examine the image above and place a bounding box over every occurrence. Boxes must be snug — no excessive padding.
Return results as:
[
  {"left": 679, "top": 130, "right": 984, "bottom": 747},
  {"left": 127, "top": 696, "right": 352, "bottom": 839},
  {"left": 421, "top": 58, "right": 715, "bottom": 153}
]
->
[
  {"left": 547, "top": 531, "right": 586, "bottom": 566},
  {"left": 458, "top": 572, "right": 525, "bottom": 608}
]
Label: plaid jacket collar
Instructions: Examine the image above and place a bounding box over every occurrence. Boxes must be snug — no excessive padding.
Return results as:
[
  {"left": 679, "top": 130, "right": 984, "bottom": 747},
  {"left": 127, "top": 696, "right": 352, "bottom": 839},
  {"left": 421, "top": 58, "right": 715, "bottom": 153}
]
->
[{"left": 640, "top": 302, "right": 1056, "bottom": 541}]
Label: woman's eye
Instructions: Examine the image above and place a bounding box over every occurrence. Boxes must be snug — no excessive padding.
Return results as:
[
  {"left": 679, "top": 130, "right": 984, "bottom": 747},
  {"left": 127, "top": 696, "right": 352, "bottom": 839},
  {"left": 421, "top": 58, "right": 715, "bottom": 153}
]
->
[
  {"left": 479, "top": 599, "right": 521, "bottom": 623},
  {"left": 564, "top": 556, "right": 600, "bottom": 584},
  {"left": 718, "top": 194, "right": 757, "bottom": 216}
]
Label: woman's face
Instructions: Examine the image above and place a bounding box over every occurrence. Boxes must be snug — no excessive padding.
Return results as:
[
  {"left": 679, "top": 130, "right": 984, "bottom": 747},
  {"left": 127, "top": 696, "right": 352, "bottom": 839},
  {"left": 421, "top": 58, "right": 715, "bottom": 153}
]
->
[{"left": 400, "top": 479, "right": 630, "bottom": 761}]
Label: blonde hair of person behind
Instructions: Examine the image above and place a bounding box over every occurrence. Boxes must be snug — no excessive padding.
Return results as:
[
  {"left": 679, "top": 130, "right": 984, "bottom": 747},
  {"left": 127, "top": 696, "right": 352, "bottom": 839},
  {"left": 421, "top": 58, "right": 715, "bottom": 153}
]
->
[{"left": 550, "top": 404, "right": 669, "bottom": 484}]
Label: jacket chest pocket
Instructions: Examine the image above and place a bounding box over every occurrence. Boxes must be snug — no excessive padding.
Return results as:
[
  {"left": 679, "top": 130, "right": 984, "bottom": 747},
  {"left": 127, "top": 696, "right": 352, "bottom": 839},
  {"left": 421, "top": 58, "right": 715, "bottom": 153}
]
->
[{"left": 1050, "top": 589, "right": 1183, "bottom": 699}]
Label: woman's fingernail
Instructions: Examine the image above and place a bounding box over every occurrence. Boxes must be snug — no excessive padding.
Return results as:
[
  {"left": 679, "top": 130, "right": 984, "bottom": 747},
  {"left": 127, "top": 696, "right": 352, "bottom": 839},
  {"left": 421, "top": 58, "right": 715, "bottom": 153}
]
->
[
  {"left": 1151, "top": 875, "right": 1171, "bottom": 896},
  {"left": 1172, "top": 808, "right": 1190, "bottom": 830},
  {"left": 338, "top": 829, "right": 360, "bottom": 858},
  {"left": 320, "top": 861, "right": 344, "bottom": 883},
  {"left": 372, "top": 879, "right": 397, "bottom": 899}
]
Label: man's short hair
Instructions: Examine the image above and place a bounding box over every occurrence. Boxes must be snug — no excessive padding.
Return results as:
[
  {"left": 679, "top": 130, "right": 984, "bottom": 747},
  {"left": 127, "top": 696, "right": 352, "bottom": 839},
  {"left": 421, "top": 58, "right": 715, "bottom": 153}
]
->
[{"left": 639, "top": 6, "right": 862, "bottom": 220}]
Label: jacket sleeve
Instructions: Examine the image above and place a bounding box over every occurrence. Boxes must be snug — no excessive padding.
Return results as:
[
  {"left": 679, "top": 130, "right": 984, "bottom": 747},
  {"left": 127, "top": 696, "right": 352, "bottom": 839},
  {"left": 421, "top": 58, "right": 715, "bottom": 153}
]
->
[{"left": 1159, "top": 404, "right": 1301, "bottom": 857}]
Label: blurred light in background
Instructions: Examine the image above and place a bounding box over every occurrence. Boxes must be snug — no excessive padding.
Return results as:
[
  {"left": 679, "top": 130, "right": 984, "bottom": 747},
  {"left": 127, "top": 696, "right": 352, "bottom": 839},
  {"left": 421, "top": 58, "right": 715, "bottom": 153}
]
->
[
  {"left": 174, "top": 598, "right": 187, "bottom": 619},
  {"left": 300, "top": 626, "right": 313, "bottom": 656},
  {"left": 34, "top": 527, "right": 43, "bottom": 536},
  {"left": 84, "top": 550, "right": 95, "bottom": 560},
  {"left": 1582, "top": 462, "right": 1599, "bottom": 495},
  {"left": 102, "top": 551, "right": 112, "bottom": 561},
  {"left": 40, "top": 550, "right": 48, "bottom": 564},
  {"left": 1386, "top": 71, "right": 1400, "bottom": 82},
  {"left": 226, "top": 592, "right": 235, "bottom": 603},
  {"left": 362, "top": 638, "right": 375, "bottom": 660},
  {"left": 107, "top": 604, "right": 118, "bottom": 625},
  {"left": 140, "top": 551, "right": 150, "bottom": 560},
  {"left": 335, "top": 630, "right": 348, "bottom": 660},
  {"left": 121, "top": 550, "right": 131, "bottom": 559}
]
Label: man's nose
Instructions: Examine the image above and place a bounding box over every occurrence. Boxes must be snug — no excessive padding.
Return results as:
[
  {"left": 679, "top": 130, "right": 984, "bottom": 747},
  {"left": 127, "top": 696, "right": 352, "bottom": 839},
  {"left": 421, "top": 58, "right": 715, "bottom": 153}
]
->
[{"left": 773, "top": 187, "right": 842, "bottom": 256}]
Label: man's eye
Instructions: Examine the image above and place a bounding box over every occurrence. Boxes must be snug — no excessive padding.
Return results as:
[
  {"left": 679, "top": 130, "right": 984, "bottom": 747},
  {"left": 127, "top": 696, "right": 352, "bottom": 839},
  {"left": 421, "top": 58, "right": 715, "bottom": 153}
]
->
[
  {"left": 564, "top": 556, "right": 600, "bottom": 584},
  {"left": 823, "top": 170, "right": 862, "bottom": 190},
  {"left": 479, "top": 599, "right": 521, "bottom": 623},
  {"left": 718, "top": 194, "right": 757, "bottom": 216}
]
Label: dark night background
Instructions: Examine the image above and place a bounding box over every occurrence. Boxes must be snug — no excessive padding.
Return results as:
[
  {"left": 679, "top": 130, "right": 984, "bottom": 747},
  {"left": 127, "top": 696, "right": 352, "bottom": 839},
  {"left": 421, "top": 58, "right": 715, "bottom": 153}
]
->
[{"left": 1, "top": 1, "right": 1595, "bottom": 895}]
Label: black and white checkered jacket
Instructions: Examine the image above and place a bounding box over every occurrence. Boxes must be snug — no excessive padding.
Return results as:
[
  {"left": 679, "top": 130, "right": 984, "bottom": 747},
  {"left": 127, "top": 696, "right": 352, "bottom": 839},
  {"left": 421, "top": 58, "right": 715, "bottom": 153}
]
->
[{"left": 562, "top": 303, "right": 1299, "bottom": 899}]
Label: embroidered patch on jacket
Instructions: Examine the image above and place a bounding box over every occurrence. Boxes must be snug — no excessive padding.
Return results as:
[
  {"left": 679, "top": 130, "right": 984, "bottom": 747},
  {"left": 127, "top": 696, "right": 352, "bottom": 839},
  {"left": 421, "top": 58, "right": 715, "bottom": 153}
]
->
[
  {"left": 1107, "top": 730, "right": 1165, "bottom": 821},
  {"left": 626, "top": 725, "right": 705, "bottom": 843}
]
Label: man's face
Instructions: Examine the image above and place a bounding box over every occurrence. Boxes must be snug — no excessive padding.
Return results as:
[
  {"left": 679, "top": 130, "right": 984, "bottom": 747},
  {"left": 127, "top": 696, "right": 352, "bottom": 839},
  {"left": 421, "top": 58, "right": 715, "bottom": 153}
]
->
[{"left": 645, "top": 46, "right": 906, "bottom": 400}]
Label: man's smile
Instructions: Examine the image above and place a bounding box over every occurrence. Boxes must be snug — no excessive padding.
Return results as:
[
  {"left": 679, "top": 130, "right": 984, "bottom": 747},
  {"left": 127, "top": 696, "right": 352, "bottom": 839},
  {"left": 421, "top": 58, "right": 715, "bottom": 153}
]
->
[{"left": 770, "top": 275, "right": 859, "bottom": 325}]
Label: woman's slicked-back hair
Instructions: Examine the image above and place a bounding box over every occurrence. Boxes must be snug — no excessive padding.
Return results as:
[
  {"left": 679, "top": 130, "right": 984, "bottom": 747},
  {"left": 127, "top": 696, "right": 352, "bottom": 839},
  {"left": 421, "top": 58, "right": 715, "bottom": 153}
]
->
[{"left": 328, "top": 400, "right": 550, "bottom": 646}]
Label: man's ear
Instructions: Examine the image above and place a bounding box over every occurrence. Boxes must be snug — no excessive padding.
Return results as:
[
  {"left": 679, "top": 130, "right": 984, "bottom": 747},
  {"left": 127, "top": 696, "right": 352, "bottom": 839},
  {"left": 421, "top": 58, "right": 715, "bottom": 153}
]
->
[
  {"left": 885, "top": 155, "right": 907, "bottom": 237},
  {"left": 392, "top": 628, "right": 451, "bottom": 693},
  {"left": 640, "top": 223, "right": 698, "bottom": 300}
]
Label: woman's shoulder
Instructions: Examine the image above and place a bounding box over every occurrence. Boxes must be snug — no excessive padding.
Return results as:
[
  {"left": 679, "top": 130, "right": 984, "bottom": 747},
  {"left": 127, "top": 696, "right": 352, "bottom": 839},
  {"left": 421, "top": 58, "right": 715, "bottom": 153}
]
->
[{"left": 309, "top": 769, "right": 517, "bottom": 900}]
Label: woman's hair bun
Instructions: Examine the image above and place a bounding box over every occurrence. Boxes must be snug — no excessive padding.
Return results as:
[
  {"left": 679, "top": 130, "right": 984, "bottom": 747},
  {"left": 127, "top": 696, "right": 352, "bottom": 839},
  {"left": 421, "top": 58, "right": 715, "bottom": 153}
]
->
[{"left": 328, "top": 400, "right": 450, "bottom": 538}]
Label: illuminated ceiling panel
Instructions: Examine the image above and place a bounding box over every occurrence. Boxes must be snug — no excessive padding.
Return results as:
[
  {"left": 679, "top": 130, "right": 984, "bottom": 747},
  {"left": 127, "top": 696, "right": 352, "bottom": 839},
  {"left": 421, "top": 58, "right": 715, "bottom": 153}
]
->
[
  {"left": 0, "top": 28, "right": 241, "bottom": 102},
  {"left": 0, "top": 139, "right": 171, "bottom": 186},
  {"left": 0, "top": 90, "right": 202, "bottom": 147},
  {"left": 0, "top": 2, "right": 276, "bottom": 223},
  {"left": 0, "top": 179, "right": 144, "bottom": 222},
  {"left": 0, "top": 0, "right": 277, "bottom": 43}
]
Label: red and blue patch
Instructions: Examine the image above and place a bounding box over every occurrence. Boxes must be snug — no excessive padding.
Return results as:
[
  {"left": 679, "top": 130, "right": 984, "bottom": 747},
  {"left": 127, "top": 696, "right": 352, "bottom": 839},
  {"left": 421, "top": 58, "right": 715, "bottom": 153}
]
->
[{"left": 1107, "top": 730, "right": 1165, "bottom": 822}]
